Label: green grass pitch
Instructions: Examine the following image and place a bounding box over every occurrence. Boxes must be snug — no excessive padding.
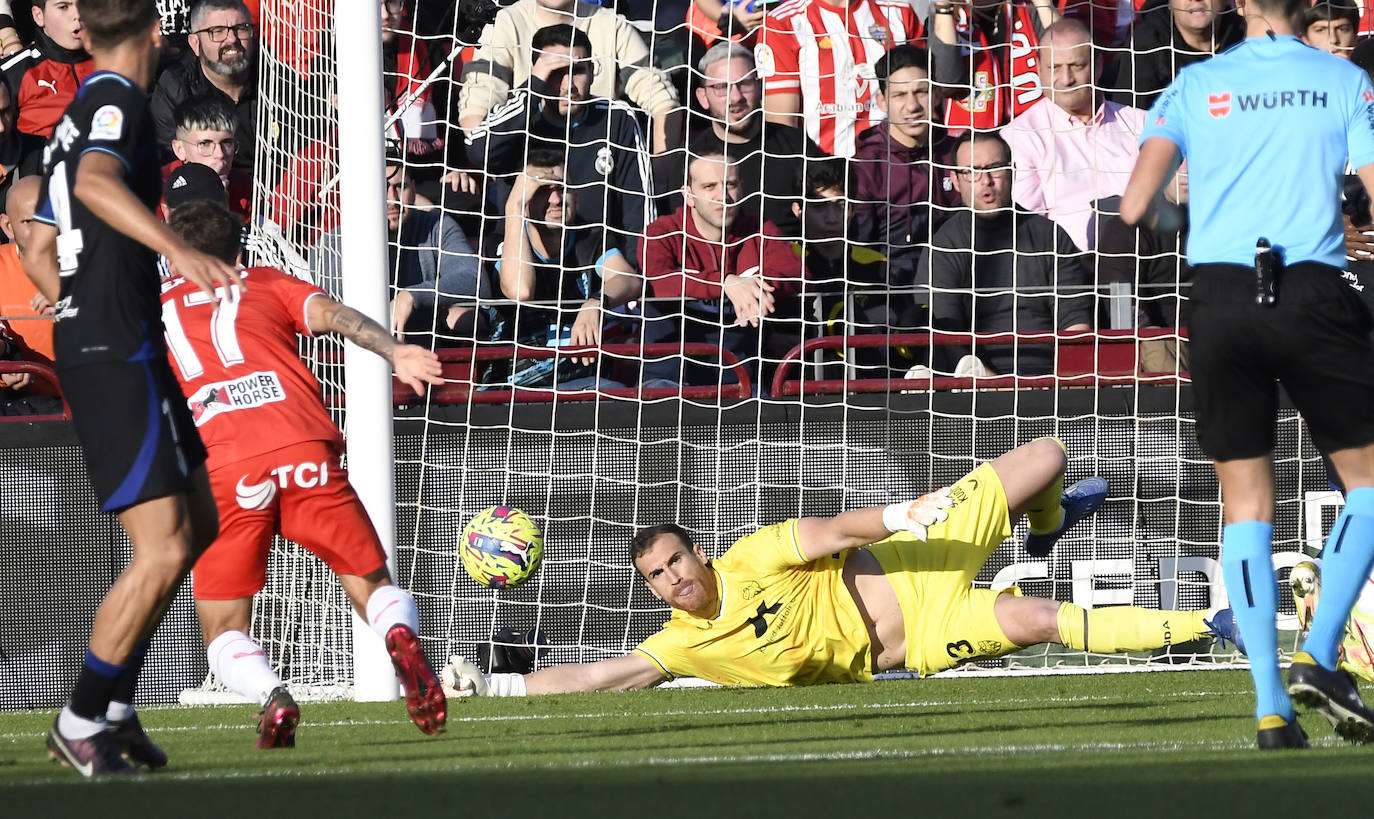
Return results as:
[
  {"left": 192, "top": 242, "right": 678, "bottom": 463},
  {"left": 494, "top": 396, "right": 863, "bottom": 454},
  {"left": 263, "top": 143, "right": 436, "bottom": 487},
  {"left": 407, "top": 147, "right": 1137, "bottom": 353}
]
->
[{"left": 4, "top": 670, "right": 1374, "bottom": 817}]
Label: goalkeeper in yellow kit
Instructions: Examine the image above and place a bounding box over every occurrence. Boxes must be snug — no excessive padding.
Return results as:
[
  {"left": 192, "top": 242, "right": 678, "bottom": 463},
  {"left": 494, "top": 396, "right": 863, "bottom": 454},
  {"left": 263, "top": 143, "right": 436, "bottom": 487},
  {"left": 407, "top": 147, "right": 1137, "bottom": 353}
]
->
[{"left": 446, "top": 438, "right": 1237, "bottom": 695}]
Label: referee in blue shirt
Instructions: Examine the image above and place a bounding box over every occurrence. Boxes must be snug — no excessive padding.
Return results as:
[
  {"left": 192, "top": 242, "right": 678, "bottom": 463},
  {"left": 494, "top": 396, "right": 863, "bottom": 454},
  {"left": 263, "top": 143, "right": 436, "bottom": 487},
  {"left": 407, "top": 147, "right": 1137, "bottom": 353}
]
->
[{"left": 1123, "top": 0, "right": 1374, "bottom": 750}]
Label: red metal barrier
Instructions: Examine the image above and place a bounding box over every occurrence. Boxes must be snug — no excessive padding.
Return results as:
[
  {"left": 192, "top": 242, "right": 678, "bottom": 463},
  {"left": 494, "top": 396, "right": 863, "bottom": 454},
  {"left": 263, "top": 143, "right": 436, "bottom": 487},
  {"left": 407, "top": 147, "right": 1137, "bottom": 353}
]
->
[
  {"left": 0, "top": 360, "right": 68, "bottom": 420},
  {"left": 403, "top": 342, "right": 754, "bottom": 404}
]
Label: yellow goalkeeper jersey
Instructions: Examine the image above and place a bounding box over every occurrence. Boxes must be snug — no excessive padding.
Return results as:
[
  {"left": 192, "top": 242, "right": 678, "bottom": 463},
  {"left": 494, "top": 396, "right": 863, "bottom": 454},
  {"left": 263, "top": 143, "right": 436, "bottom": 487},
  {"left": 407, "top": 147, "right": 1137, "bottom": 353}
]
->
[{"left": 633, "top": 519, "right": 873, "bottom": 686}]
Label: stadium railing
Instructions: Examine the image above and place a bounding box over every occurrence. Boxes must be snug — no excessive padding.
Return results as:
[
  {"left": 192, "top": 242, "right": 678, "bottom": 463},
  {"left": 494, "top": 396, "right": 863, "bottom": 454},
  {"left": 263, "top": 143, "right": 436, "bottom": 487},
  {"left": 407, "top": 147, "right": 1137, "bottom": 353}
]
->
[
  {"left": 0, "top": 361, "right": 68, "bottom": 421},
  {"left": 406, "top": 341, "right": 754, "bottom": 404},
  {"left": 769, "top": 328, "right": 1191, "bottom": 396}
]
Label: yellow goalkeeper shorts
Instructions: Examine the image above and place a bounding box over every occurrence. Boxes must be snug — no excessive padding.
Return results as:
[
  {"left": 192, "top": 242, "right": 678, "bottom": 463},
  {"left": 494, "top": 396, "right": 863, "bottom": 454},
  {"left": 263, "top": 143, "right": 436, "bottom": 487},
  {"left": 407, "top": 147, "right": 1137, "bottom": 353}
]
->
[{"left": 868, "top": 462, "right": 1020, "bottom": 676}]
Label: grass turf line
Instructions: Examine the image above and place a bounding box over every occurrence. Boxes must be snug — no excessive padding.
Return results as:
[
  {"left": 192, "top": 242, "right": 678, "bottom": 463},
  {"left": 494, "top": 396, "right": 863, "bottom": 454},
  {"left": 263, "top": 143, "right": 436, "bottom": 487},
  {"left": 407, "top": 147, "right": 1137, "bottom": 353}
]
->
[{"left": 2, "top": 669, "right": 1374, "bottom": 817}]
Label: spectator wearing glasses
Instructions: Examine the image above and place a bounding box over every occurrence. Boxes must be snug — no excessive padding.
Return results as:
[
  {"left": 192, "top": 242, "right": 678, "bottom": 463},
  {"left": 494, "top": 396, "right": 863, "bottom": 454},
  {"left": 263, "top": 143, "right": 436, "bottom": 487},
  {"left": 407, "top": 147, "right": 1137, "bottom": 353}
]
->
[
  {"left": 918, "top": 131, "right": 1093, "bottom": 376},
  {"left": 657, "top": 42, "right": 824, "bottom": 241},
  {"left": 151, "top": 0, "right": 263, "bottom": 173},
  {"left": 162, "top": 95, "right": 251, "bottom": 218},
  {"left": 1, "top": 0, "right": 92, "bottom": 158}
]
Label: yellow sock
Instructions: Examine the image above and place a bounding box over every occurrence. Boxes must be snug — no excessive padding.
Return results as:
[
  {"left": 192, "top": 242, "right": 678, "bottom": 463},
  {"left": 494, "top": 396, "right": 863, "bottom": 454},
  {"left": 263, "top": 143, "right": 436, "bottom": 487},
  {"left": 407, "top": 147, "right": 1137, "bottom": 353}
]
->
[
  {"left": 1056, "top": 603, "right": 1210, "bottom": 653},
  {"left": 1026, "top": 438, "right": 1067, "bottom": 535}
]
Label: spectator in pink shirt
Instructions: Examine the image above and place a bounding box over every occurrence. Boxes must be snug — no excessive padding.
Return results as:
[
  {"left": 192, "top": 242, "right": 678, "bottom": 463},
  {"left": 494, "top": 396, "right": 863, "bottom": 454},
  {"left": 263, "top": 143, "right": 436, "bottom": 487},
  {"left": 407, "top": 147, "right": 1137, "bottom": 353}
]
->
[
  {"left": 1007, "top": 18, "right": 1146, "bottom": 252},
  {"left": 639, "top": 152, "right": 803, "bottom": 388}
]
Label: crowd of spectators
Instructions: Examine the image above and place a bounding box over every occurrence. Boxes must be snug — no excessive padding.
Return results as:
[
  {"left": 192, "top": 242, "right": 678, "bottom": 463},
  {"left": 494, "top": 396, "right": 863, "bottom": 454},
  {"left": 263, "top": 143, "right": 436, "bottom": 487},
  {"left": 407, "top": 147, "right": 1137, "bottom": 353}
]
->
[{"left": 2, "top": 0, "right": 1370, "bottom": 406}]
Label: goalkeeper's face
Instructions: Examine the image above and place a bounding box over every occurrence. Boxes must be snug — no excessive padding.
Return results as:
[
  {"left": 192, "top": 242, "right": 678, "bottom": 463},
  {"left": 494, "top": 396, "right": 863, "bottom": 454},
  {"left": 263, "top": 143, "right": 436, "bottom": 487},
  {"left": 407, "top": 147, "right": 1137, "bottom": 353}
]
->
[{"left": 635, "top": 535, "right": 717, "bottom": 617}]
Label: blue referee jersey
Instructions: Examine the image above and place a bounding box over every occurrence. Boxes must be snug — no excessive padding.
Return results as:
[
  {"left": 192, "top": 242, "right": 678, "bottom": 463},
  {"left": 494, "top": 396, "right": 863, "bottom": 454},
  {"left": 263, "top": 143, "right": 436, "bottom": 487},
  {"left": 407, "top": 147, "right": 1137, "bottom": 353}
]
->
[{"left": 1141, "top": 35, "right": 1374, "bottom": 268}]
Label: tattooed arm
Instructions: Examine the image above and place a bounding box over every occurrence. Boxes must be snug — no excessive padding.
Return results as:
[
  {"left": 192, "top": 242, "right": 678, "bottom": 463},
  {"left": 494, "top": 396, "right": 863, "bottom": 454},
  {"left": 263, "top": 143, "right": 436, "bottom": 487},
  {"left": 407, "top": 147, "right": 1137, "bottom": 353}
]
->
[{"left": 305, "top": 295, "right": 443, "bottom": 396}]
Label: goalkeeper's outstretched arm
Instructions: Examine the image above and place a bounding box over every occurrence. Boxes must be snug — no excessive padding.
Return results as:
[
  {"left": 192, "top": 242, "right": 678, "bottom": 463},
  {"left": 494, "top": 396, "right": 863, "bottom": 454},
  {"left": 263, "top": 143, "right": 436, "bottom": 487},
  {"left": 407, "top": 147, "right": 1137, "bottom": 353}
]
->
[
  {"left": 792, "top": 490, "right": 953, "bottom": 561},
  {"left": 445, "top": 652, "right": 666, "bottom": 697}
]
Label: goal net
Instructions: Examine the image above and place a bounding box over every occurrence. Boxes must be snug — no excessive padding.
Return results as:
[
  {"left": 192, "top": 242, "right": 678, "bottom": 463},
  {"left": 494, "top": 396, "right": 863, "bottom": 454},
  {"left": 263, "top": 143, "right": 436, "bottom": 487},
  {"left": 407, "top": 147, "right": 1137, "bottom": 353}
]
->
[{"left": 204, "top": 0, "right": 1339, "bottom": 702}]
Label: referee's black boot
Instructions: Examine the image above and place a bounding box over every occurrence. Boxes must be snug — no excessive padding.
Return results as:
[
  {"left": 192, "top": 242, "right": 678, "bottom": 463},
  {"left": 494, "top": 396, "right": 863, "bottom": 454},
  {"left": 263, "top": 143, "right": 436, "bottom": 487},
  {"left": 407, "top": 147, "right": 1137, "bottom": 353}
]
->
[{"left": 1288, "top": 651, "right": 1374, "bottom": 745}]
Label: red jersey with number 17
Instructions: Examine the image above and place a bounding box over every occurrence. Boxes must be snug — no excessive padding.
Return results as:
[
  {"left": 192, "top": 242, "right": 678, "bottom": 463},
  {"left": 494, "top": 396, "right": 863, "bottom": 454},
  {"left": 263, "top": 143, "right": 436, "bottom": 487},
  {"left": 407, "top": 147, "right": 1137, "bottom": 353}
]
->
[{"left": 159, "top": 266, "right": 342, "bottom": 469}]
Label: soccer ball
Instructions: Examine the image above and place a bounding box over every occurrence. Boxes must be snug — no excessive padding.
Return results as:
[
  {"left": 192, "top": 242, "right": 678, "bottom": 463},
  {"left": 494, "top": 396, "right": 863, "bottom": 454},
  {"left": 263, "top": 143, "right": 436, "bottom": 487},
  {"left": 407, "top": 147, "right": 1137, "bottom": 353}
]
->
[{"left": 460, "top": 506, "right": 543, "bottom": 589}]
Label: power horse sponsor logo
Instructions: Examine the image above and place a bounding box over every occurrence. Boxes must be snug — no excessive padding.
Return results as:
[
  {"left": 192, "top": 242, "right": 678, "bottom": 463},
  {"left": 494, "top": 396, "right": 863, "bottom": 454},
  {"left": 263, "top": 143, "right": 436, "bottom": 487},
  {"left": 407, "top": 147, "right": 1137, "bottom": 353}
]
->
[{"left": 188, "top": 371, "right": 286, "bottom": 424}]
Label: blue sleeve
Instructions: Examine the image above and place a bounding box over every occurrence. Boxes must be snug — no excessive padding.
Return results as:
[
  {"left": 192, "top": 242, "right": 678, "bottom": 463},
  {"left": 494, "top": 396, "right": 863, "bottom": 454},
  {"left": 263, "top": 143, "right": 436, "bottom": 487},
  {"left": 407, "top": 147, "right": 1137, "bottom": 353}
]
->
[
  {"left": 592, "top": 248, "right": 624, "bottom": 298},
  {"left": 33, "top": 180, "right": 53, "bottom": 226},
  {"left": 1140, "top": 71, "right": 1188, "bottom": 155},
  {"left": 1348, "top": 72, "right": 1374, "bottom": 171}
]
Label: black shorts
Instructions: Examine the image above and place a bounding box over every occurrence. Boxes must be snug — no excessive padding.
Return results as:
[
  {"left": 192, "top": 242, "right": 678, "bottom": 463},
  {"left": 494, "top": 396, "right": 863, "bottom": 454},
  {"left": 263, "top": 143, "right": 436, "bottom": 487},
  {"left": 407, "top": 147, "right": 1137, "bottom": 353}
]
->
[
  {"left": 59, "top": 357, "right": 208, "bottom": 514},
  {"left": 1189, "top": 262, "right": 1374, "bottom": 460}
]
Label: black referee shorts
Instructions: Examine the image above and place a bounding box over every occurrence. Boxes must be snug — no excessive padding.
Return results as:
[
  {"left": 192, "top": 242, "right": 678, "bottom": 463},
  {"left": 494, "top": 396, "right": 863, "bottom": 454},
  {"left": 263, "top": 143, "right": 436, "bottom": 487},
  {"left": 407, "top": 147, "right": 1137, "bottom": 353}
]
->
[
  {"left": 1189, "top": 261, "right": 1374, "bottom": 461},
  {"left": 59, "top": 356, "right": 208, "bottom": 514}
]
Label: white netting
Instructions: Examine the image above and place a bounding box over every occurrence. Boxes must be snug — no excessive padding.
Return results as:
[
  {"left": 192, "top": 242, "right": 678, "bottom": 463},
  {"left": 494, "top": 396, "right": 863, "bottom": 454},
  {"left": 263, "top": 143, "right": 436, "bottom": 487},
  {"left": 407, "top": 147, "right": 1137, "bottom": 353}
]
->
[{"left": 190, "top": 0, "right": 1341, "bottom": 701}]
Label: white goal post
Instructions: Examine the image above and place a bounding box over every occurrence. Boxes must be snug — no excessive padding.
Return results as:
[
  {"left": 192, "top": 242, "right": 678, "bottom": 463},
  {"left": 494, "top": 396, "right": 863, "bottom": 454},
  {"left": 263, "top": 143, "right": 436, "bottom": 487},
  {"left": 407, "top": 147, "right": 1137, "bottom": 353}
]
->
[{"left": 335, "top": 0, "right": 403, "bottom": 703}]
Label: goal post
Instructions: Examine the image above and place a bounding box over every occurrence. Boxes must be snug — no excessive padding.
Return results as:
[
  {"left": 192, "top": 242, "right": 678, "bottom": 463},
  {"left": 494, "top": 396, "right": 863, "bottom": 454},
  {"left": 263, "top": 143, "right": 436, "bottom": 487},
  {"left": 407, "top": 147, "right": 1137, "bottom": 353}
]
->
[{"left": 335, "top": 7, "right": 401, "bottom": 702}]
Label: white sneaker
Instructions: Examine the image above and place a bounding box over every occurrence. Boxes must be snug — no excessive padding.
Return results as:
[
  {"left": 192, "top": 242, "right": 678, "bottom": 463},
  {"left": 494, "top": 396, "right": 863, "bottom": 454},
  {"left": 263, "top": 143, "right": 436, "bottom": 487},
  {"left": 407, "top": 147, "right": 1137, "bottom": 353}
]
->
[
  {"left": 954, "top": 354, "right": 990, "bottom": 378},
  {"left": 899, "top": 364, "right": 932, "bottom": 395}
]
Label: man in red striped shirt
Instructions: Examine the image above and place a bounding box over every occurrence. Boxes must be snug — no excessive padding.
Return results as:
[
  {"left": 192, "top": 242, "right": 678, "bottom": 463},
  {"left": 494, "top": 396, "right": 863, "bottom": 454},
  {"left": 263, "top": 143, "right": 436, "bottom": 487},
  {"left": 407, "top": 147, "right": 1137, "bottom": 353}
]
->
[{"left": 751, "top": 0, "right": 922, "bottom": 157}]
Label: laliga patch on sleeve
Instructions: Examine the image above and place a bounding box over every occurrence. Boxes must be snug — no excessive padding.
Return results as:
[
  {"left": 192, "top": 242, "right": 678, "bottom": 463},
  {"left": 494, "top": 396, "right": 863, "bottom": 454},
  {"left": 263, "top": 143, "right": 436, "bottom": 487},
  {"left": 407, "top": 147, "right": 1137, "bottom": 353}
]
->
[
  {"left": 89, "top": 104, "right": 124, "bottom": 141},
  {"left": 754, "top": 44, "right": 776, "bottom": 78}
]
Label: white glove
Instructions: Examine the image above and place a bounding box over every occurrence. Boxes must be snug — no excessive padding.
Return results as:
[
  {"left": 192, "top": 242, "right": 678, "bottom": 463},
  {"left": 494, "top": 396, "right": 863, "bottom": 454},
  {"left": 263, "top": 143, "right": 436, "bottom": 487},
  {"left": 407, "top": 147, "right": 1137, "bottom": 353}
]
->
[
  {"left": 882, "top": 487, "right": 953, "bottom": 541},
  {"left": 441, "top": 655, "right": 528, "bottom": 697},
  {"left": 441, "top": 656, "right": 490, "bottom": 698}
]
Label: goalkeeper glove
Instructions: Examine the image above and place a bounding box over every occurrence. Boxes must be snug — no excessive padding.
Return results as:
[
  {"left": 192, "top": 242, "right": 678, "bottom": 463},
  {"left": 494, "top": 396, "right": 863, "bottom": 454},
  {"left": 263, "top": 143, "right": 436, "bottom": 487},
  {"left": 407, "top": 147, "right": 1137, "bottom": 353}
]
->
[
  {"left": 882, "top": 487, "right": 953, "bottom": 541},
  {"left": 442, "top": 656, "right": 527, "bottom": 698}
]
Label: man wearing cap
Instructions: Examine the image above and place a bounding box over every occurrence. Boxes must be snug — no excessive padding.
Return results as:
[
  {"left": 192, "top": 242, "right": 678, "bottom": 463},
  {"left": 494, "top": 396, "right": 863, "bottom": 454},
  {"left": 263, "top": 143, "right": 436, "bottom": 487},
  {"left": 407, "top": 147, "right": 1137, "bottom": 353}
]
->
[{"left": 162, "top": 161, "right": 227, "bottom": 218}]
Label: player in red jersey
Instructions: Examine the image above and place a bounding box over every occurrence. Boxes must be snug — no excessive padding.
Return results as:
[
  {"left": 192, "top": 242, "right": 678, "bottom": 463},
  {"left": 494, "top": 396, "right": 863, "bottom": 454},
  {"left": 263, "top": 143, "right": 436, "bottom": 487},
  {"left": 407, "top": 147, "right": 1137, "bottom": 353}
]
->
[
  {"left": 160, "top": 200, "right": 447, "bottom": 747},
  {"left": 753, "top": 0, "right": 922, "bottom": 157}
]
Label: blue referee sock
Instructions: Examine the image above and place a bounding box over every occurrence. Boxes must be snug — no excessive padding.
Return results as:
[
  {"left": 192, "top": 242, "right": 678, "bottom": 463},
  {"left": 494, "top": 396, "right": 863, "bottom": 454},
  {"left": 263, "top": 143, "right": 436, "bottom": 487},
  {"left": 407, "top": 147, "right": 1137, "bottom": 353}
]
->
[
  {"left": 1302, "top": 487, "right": 1374, "bottom": 670},
  {"left": 1221, "top": 521, "right": 1293, "bottom": 722}
]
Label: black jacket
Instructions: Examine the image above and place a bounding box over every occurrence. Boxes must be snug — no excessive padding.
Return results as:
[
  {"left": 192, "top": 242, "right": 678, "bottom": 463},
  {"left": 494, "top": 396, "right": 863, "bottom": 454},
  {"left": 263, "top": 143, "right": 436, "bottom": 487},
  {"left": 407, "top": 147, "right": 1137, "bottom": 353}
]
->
[
  {"left": 149, "top": 52, "right": 262, "bottom": 173},
  {"left": 1097, "top": 213, "right": 1192, "bottom": 329},
  {"left": 1103, "top": 0, "right": 1244, "bottom": 110},
  {"left": 918, "top": 208, "right": 1095, "bottom": 375},
  {"left": 465, "top": 77, "right": 655, "bottom": 256}
]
